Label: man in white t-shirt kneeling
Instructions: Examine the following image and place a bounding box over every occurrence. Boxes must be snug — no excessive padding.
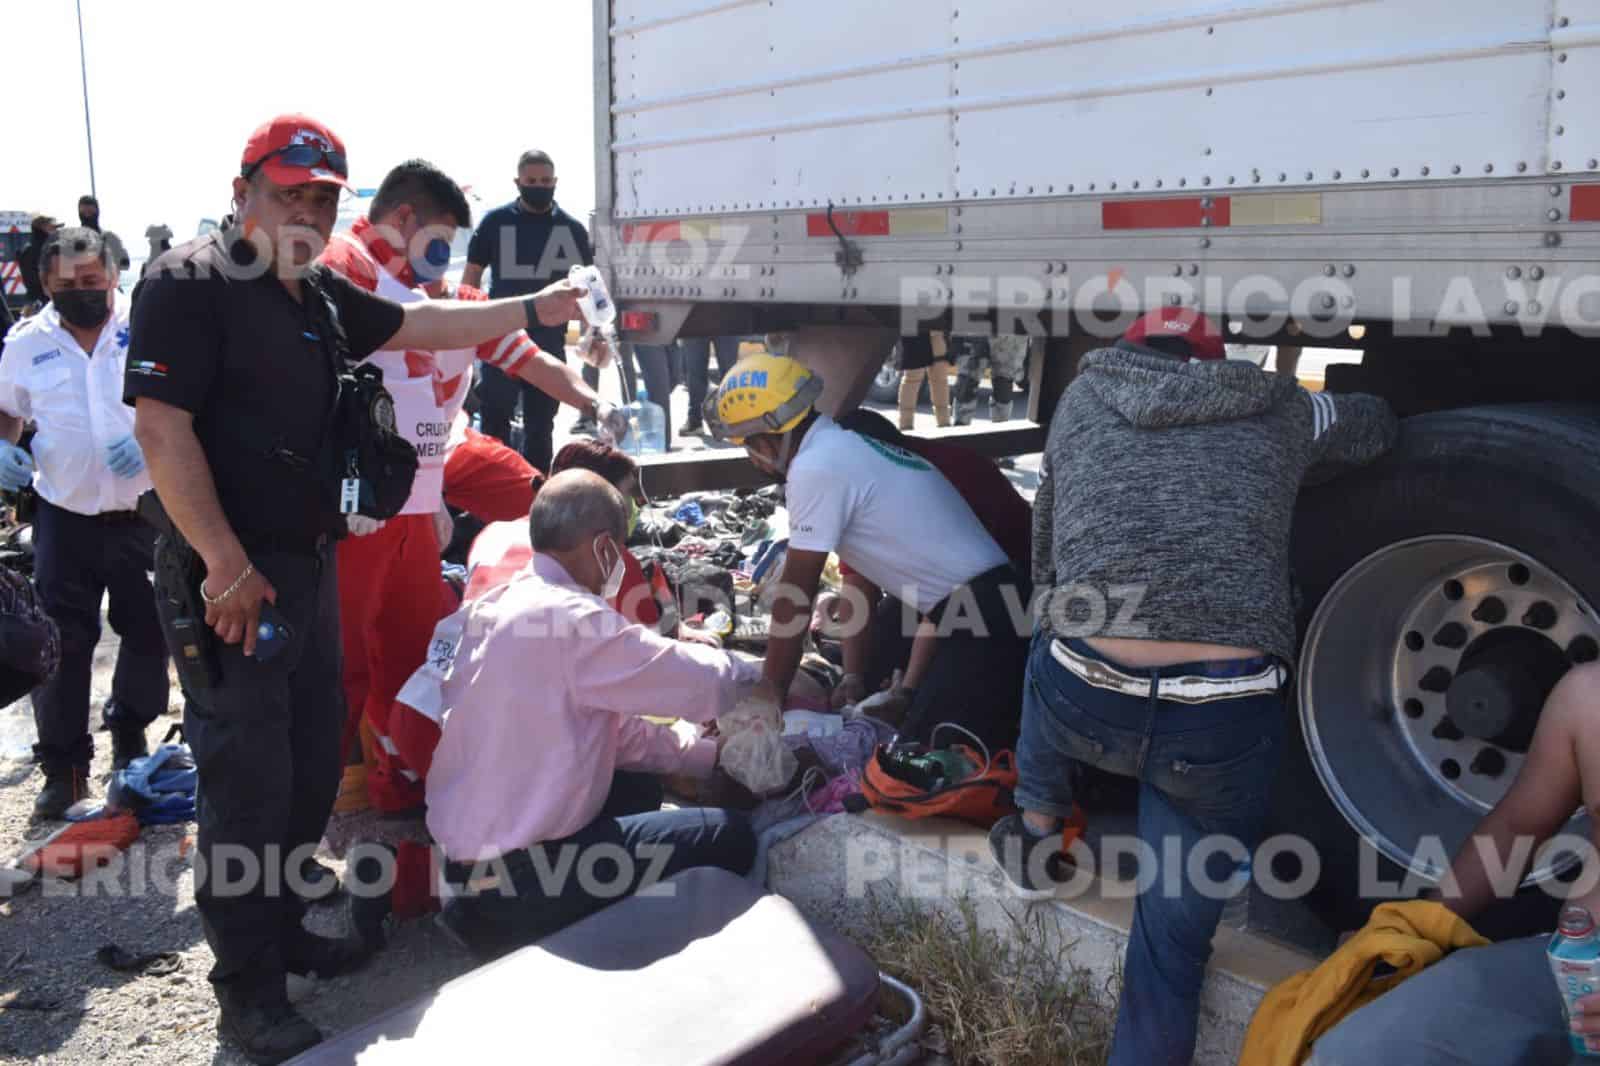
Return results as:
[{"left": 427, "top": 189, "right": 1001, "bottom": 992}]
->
[{"left": 705, "top": 352, "right": 1030, "bottom": 750}]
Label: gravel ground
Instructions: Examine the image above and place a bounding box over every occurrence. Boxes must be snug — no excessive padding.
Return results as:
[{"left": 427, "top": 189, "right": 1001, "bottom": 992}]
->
[
  {"left": 0, "top": 396, "right": 1027, "bottom": 1065},
  {"left": 0, "top": 631, "right": 481, "bottom": 1066}
]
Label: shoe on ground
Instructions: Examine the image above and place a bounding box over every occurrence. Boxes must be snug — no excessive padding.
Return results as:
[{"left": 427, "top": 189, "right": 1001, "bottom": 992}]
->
[
  {"left": 110, "top": 724, "right": 149, "bottom": 772},
  {"left": 218, "top": 1000, "right": 322, "bottom": 1065},
  {"left": 282, "top": 928, "right": 372, "bottom": 979},
  {"left": 33, "top": 765, "right": 89, "bottom": 822},
  {"left": 988, "top": 813, "right": 1067, "bottom": 901},
  {"left": 296, "top": 856, "right": 341, "bottom": 905},
  {"left": 679, "top": 421, "right": 705, "bottom": 437}
]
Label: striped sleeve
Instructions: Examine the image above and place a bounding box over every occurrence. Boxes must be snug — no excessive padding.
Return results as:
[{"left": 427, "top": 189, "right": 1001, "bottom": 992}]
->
[{"left": 454, "top": 282, "right": 537, "bottom": 376}]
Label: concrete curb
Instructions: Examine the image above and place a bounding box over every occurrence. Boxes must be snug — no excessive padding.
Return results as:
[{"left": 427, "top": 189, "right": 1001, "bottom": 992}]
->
[{"left": 768, "top": 811, "right": 1317, "bottom": 1066}]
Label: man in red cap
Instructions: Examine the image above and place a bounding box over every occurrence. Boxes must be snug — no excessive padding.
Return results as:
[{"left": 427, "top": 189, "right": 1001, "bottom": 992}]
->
[
  {"left": 990, "top": 309, "right": 1399, "bottom": 1066},
  {"left": 125, "top": 113, "right": 589, "bottom": 1064}
]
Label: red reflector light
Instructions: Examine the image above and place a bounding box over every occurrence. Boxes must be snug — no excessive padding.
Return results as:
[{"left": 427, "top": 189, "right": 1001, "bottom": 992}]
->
[
  {"left": 620, "top": 310, "right": 658, "bottom": 333},
  {"left": 1572, "top": 185, "right": 1600, "bottom": 222}
]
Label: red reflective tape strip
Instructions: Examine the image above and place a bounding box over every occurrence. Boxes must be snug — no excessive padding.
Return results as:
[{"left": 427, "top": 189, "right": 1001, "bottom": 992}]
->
[
  {"left": 806, "top": 211, "right": 891, "bottom": 238},
  {"left": 622, "top": 222, "right": 682, "bottom": 244},
  {"left": 1572, "top": 185, "right": 1600, "bottom": 222},
  {"left": 1102, "top": 197, "right": 1230, "bottom": 230}
]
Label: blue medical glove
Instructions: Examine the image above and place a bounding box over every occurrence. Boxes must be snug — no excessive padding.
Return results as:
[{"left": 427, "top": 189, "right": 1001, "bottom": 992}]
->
[
  {"left": 0, "top": 442, "right": 33, "bottom": 492},
  {"left": 106, "top": 434, "right": 146, "bottom": 480}
]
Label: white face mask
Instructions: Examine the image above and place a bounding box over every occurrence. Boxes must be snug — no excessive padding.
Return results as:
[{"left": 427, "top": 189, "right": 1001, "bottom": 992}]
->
[{"left": 593, "top": 535, "right": 626, "bottom": 601}]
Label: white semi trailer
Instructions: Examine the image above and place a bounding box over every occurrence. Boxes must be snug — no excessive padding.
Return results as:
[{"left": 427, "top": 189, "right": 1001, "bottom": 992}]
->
[{"left": 594, "top": 0, "right": 1600, "bottom": 932}]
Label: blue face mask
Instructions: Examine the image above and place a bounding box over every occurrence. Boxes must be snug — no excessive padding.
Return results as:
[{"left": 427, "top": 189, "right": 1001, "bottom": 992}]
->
[{"left": 411, "top": 237, "right": 452, "bottom": 284}]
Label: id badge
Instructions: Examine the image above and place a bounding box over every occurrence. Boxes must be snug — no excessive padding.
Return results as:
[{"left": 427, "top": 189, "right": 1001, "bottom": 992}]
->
[{"left": 339, "top": 477, "right": 361, "bottom": 515}]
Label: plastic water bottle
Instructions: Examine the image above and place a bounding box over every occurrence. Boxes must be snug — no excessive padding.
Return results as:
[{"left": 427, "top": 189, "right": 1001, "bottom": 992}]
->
[
  {"left": 569, "top": 265, "right": 619, "bottom": 347},
  {"left": 1549, "top": 905, "right": 1600, "bottom": 1059},
  {"left": 623, "top": 383, "right": 666, "bottom": 456},
  {"left": 1220, "top": 856, "right": 1252, "bottom": 931}
]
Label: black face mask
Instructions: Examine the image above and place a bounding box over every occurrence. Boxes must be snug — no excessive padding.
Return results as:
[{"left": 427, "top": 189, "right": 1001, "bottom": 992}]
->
[
  {"left": 518, "top": 184, "right": 555, "bottom": 210},
  {"left": 53, "top": 288, "right": 110, "bottom": 330}
]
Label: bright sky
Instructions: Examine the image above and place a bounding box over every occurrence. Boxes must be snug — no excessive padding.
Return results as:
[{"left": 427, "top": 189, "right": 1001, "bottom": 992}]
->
[{"left": 2, "top": 0, "right": 599, "bottom": 249}]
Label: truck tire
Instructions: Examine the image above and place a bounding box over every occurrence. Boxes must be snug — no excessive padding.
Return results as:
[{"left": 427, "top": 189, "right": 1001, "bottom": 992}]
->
[{"left": 1277, "top": 404, "right": 1600, "bottom": 937}]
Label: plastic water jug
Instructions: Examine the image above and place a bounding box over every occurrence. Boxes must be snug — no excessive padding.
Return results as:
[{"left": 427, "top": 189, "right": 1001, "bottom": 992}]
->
[
  {"left": 623, "top": 384, "right": 666, "bottom": 456},
  {"left": 1550, "top": 904, "right": 1600, "bottom": 1059}
]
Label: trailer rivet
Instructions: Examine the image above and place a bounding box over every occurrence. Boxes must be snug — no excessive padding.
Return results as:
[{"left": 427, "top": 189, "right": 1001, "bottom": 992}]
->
[
  {"left": 1530, "top": 266, "right": 1545, "bottom": 280},
  {"left": 1202, "top": 176, "right": 1212, "bottom": 186},
  {"left": 1047, "top": 185, "right": 1055, "bottom": 193},
  {"left": 1505, "top": 301, "right": 1519, "bottom": 315},
  {"left": 1506, "top": 266, "right": 1522, "bottom": 280},
  {"left": 1058, "top": 262, "right": 1067, "bottom": 273},
  {"left": 1028, "top": 186, "right": 1035, "bottom": 194},
  {"left": 1044, "top": 264, "right": 1053, "bottom": 275},
  {"left": 1361, "top": 168, "right": 1371, "bottom": 178},
  {"left": 1155, "top": 179, "right": 1164, "bottom": 188},
  {"left": 1558, "top": 52, "right": 1568, "bottom": 63},
  {"left": 1206, "top": 87, "right": 1214, "bottom": 96},
  {"left": 1528, "top": 301, "right": 1542, "bottom": 315},
  {"left": 1109, "top": 182, "right": 1118, "bottom": 191},
  {"left": 1421, "top": 166, "right": 1430, "bottom": 176},
  {"left": 1549, "top": 208, "right": 1563, "bottom": 222},
  {"left": 1452, "top": 165, "right": 1462, "bottom": 174},
  {"left": 1320, "top": 294, "right": 1336, "bottom": 310},
  {"left": 1251, "top": 174, "right": 1260, "bottom": 183},
  {"left": 1343, "top": 264, "right": 1356, "bottom": 278},
  {"left": 1172, "top": 264, "right": 1183, "bottom": 276},
  {"left": 1559, "top": 15, "right": 1570, "bottom": 26},
  {"left": 1557, "top": 126, "right": 1566, "bottom": 136},
  {"left": 1200, "top": 237, "right": 1212, "bottom": 249},
  {"left": 1178, "top": 178, "right": 1186, "bottom": 187},
  {"left": 1068, "top": 184, "right": 1075, "bottom": 192},
  {"left": 1306, "top": 171, "right": 1315, "bottom": 181},
  {"left": 1591, "top": 160, "right": 1600, "bottom": 170},
  {"left": 1323, "top": 264, "right": 1336, "bottom": 277},
  {"left": 1188, "top": 264, "right": 1199, "bottom": 276},
  {"left": 1332, "top": 170, "right": 1342, "bottom": 180},
  {"left": 1341, "top": 296, "right": 1354, "bottom": 309},
  {"left": 1390, "top": 167, "right": 1400, "bottom": 177},
  {"left": 1484, "top": 164, "right": 1495, "bottom": 174},
  {"left": 1132, "top": 180, "right": 1141, "bottom": 189},
  {"left": 1279, "top": 172, "right": 1288, "bottom": 182},
  {"left": 1516, "top": 162, "right": 1528, "bottom": 173},
  {"left": 1557, "top": 89, "right": 1568, "bottom": 100},
  {"left": 1546, "top": 232, "right": 1562, "bottom": 247},
  {"left": 1552, "top": 161, "right": 1564, "bottom": 171}
]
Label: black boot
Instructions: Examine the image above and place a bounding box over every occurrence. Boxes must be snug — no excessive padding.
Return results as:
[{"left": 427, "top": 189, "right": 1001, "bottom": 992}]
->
[
  {"left": 282, "top": 928, "right": 372, "bottom": 979},
  {"left": 33, "top": 764, "right": 89, "bottom": 821},
  {"left": 218, "top": 1000, "right": 321, "bottom": 1065},
  {"left": 110, "top": 724, "right": 149, "bottom": 772}
]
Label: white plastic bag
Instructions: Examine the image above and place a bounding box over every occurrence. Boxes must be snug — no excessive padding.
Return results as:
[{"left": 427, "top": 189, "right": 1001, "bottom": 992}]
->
[{"left": 717, "top": 691, "right": 798, "bottom": 794}]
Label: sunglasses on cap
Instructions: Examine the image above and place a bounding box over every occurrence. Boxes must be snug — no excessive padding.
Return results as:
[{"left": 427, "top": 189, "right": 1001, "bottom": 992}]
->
[{"left": 241, "top": 143, "right": 349, "bottom": 182}]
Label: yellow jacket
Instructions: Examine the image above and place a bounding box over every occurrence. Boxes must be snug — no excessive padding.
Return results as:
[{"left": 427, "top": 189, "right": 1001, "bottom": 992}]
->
[{"left": 1240, "top": 900, "right": 1490, "bottom": 1066}]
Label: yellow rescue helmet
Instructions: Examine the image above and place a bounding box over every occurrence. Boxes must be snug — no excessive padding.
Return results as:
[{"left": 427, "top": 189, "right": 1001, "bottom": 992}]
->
[{"left": 703, "top": 352, "right": 824, "bottom": 445}]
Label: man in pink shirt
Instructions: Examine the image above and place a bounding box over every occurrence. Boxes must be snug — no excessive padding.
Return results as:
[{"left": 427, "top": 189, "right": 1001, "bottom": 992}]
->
[{"left": 421, "top": 470, "right": 768, "bottom": 957}]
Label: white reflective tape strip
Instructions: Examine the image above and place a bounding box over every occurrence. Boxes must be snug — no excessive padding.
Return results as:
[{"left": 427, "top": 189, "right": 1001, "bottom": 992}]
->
[
  {"left": 399, "top": 768, "right": 419, "bottom": 782},
  {"left": 1319, "top": 392, "right": 1339, "bottom": 437},
  {"left": 488, "top": 333, "right": 521, "bottom": 367},
  {"left": 375, "top": 732, "right": 401, "bottom": 756},
  {"left": 1309, "top": 391, "right": 1338, "bottom": 441}
]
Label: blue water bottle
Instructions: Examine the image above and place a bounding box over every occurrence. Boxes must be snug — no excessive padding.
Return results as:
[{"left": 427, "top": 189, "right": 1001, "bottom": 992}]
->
[
  {"left": 624, "top": 384, "right": 667, "bottom": 456},
  {"left": 1549, "top": 904, "right": 1600, "bottom": 1059}
]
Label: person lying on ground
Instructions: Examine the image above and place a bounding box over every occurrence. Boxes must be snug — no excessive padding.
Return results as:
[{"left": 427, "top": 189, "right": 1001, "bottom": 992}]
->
[{"left": 1312, "top": 662, "right": 1600, "bottom": 1065}]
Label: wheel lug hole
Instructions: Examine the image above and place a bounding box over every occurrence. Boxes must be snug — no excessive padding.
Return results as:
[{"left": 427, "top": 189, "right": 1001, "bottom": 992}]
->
[
  {"left": 1403, "top": 698, "right": 1425, "bottom": 719},
  {"left": 1522, "top": 601, "right": 1558, "bottom": 630},
  {"left": 1443, "top": 580, "right": 1465, "bottom": 602},
  {"left": 1433, "top": 622, "right": 1469, "bottom": 650},
  {"left": 1404, "top": 631, "right": 1425, "bottom": 652},
  {"left": 1471, "top": 596, "right": 1507, "bottom": 625},
  {"left": 1419, "top": 666, "right": 1455, "bottom": 693},
  {"left": 1568, "top": 636, "right": 1600, "bottom": 664},
  {"left": 1470, "top": 747, "right": 1507, "bottom": 778},
  {"left": 1440, "top": 758, "right": 1461, "bottom": 781},
  {"left": 1508, "top": 564, "right": 1530, "bottom": 586}
]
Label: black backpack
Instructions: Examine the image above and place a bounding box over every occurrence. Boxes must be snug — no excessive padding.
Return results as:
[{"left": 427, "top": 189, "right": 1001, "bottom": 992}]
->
[{"left": 303, "top": 266, "right": 418, "bottom": 521}]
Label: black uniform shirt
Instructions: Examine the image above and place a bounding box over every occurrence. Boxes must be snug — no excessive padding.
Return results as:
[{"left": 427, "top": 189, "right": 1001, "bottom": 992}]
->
[{"left": 125, "top": 233, "right": 404, "bottom": 550}]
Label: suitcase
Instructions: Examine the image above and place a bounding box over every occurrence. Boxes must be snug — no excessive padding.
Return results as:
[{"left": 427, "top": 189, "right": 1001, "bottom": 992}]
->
[{"left": 290, "top": 867, "right": 886, "bottom": 1065}]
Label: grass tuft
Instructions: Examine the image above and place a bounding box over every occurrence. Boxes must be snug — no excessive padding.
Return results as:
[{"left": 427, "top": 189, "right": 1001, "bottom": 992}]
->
[{"left": 858, "top": 890, "right": 1119, "bottom": 1066}]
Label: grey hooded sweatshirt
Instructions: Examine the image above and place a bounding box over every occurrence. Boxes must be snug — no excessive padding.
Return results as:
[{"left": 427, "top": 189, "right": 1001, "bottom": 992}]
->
[{"left": 1033, "top": 346, "right": 1399, "bottom": 666}]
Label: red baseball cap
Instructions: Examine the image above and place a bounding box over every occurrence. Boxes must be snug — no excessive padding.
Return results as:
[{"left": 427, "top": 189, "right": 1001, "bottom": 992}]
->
[
  {"left": 1123, "top": 308, "right": 1226, "bottom": 361},
  {"left": 240, "top": 114, "right": 351, "bottom": 189}
]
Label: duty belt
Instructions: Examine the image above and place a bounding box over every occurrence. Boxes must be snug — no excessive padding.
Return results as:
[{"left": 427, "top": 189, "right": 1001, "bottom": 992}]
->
[{"left": 1050, "top": 639, "right": 1285, "bottom": 704}]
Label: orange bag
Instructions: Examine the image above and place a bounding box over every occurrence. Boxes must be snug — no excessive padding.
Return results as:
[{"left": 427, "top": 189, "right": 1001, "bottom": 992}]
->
[
  {"left": 861, "top": 743, "right": 1021, "bottom": 827},
  {"left": 20, "top": 812, "right": 141, "bottom": 880}
]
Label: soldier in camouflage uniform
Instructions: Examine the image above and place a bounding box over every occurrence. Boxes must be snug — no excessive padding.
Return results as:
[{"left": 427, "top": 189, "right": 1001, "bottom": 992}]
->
[{"left": 953, "top": 333, "right": 1029, "bottom": 424}]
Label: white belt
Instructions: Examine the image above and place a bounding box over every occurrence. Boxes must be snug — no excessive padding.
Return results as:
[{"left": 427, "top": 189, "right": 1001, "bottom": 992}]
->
[{"left": 1050, "top": 639, "right": 1285, "bottom": 705}]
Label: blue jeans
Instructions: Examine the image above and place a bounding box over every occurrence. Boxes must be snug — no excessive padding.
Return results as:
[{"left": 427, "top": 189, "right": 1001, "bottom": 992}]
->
[
  {"left": 1015, "top": 632, "right": 1286, "bottom": 1066},
  {"left": 683, "top": 336, "right": 743, "bottom": 427},
  {"left": 1311, "top": 936, "right": 1566, "bottom": 1065}
]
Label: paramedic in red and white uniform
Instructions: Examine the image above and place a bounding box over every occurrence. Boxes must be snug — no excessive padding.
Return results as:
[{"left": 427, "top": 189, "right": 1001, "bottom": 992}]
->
[{"left": 319, "top": 159, "right": 615, "bottom": 810}]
